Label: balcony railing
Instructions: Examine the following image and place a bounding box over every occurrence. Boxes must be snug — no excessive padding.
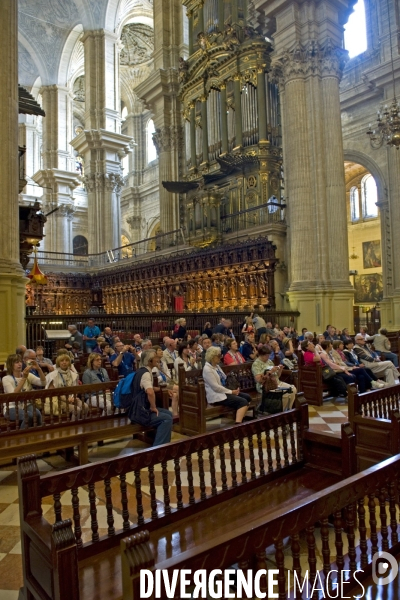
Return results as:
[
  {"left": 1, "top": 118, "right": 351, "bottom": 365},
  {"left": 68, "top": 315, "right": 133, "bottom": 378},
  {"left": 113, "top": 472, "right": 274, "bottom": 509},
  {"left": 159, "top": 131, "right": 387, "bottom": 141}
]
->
[{"left": 221, "top": 200, "right": 286, "bottom": 234}]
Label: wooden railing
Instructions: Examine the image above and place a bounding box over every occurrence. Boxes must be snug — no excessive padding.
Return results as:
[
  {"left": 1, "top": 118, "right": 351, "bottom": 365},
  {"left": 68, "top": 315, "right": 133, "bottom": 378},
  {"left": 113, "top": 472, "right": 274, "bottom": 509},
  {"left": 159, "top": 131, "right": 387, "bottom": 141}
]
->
[
  {"left": 25, "top": 310, "right": 300, "bottom": 348},
  {"left": 0, "top": 381, "right": 120, "bottom": 432},
  {"left": 123, "top": 454, "right": 400, "bottom": 599},
  {"left": 348, "top": 382, "right": 400, "bottom": 421},
  {"left": 20, "top": 407, "right": 307, "bottom": 560}
]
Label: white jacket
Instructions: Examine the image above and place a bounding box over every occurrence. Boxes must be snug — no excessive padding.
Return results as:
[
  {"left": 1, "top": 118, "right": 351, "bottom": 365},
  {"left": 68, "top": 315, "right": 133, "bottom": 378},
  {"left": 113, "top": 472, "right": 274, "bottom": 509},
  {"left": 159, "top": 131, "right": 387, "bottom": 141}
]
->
[{"left": 203, "top": 362, "right": 233, "bottom": 404}]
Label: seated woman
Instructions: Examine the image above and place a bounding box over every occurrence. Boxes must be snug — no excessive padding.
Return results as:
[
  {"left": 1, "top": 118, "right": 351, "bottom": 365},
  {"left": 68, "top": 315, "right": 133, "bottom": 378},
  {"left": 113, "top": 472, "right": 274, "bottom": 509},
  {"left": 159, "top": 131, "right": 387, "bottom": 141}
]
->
[
  {"left": 223, "top": 338, "right": 246, "bottom": 365},
  {"left": 46, "top": 354, "right": 87, "bottom": 418},
  {"left": 301, "top": 340, "right": 348, "bottom": 398},
  {"left": 202, "top": 322, "right": 213, "bottom": 338},
  {"left": 82, "top": 353, "right": 113, "bottom": 415},
  {"left": 2, "top": 354, "right": 44, "bottom": 427},
  {"left": 258, "top": 333, "right": 272, "bottom": 348},
  {"left": 340, "top": 328, "right": 353, "bottom": 345},
  {"left": 152, "top": 346, "right": 179, "bottom": 417},
  {"left": 315, "top": 334, "right": 326, "bottom": 353},
  {"left": 174, "top": 342, "right": 198, "bottom": 373},
  {"left": 99, "top": 341, "right": 114, "bottom": 359},
  {"left": 251, "top": 346, "right": 296, "bottom": 412},
  {"left": 318, "top": 340, "right": 357, "bottom": 391},
  {"left": 281, "top": 337, "right": 298, "bottom": 369},
  {"left": 203, "top": 346, "right": 250, "bottom": 424},
  {"left": 330, "top": 340, "right": 383, "bottom": 393}
]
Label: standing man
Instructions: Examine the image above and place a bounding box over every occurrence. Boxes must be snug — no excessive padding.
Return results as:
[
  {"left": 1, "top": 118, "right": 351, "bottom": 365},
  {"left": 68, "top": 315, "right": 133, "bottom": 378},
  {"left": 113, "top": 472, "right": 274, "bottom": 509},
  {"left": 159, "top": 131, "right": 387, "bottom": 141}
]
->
[
  {"left": 83, "top": 318, "right": 101, "bottom": 352},
  {"left": 65, "top": 324, "right": 83, "bottom": 350}
]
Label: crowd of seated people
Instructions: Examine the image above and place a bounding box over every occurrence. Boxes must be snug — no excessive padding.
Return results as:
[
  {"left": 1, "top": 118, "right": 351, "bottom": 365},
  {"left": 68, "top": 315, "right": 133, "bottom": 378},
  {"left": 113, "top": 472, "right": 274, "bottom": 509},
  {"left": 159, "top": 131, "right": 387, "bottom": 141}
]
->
[{"left": 6, "top": 318, "right": 400, "bottom": 440}]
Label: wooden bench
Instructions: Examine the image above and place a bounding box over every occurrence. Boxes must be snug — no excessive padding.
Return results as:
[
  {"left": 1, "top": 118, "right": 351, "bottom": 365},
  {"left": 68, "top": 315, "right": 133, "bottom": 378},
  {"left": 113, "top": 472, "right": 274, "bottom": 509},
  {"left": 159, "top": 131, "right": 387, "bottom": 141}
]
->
[
  {"left": 0, "top": 381, "right": 163, "bottom": 465},
  {"left": 17, "top": 398, "right": 356, "bottom": 600},
  {"left": 179, "top": 362, "right": 261, "bottom": 436},
  {"left": 348, "top": 382, "right": 400, "bottom": 471},
  {"left": 121, "top": 453, "right": 400, "bottom": 599},
  {"left": 297, "top": 350, "right": 332, "bottom": 406}
]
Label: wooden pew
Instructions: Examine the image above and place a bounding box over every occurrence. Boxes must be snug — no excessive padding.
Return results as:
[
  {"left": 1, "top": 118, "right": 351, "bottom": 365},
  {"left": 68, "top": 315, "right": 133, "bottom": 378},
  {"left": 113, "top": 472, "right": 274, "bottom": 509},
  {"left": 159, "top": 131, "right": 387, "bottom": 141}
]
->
[
  {"left": 0, "top": 381, "right": 160, "bottom": 465},
  {"left": 348, "top": 382, "right": 400, "bottom": 471},
  {"left": 179, "top": 362, "right": 261, "bottom": 436},
  {"left": 121, "top": 453, "right": 400, "bottom": 600},
  {"left": 297, "top": 350, "right": 332, "bottom": 406},
  {"left": 17, "top": 399, "right": 356, "bottom": 600}
]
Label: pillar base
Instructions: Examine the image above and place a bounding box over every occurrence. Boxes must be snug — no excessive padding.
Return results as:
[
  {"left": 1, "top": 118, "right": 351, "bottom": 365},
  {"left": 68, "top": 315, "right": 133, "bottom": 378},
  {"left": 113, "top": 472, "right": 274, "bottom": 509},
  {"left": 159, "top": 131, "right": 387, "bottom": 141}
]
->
[
  {"left": 287, "top": 288, "right": 354, "bottom": 334},
  {"left": 380, "top": 298, "right": 400, "bottom": 331},
  {"left": 0, "top": 271, "right": 28, "bottom": 362}
]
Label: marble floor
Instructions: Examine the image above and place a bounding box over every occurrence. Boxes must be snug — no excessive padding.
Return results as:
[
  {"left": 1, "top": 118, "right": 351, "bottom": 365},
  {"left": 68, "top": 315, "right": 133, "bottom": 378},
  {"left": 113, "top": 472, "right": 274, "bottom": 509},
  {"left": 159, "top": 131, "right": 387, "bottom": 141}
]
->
[{"left": 0, "top": 400, "right": 349, "bottom": 598}]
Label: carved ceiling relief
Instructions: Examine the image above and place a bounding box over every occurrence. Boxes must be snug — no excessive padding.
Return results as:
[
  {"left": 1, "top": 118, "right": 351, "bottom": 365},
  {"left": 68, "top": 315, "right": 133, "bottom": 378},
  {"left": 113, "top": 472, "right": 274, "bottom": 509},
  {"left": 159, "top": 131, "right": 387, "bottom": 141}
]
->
[{"left": 120, "top": 23, "right": 154, "bottom": 66}]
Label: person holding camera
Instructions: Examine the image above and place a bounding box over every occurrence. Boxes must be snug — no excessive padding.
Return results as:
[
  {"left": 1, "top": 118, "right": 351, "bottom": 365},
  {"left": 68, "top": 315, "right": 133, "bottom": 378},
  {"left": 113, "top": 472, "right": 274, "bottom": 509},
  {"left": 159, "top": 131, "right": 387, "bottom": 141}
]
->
[
  {"left": 110, "top": 341, "right": 136, "bottom": 377},
  {"left": 2, "top": 354, "right": 44, "bottom": 427},
  {"left": 251, "top": 346, "right": 296, "bottom": 412}
]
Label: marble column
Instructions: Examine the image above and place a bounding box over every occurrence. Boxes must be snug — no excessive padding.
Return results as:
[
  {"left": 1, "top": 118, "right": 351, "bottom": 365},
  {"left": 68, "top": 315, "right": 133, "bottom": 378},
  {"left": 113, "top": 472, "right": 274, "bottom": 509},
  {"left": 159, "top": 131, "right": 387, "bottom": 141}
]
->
[
  {"left": 0, "top": 0, "right": 28, "bottom": 358},
  {"left": 71, "top": 30, "right": 133, "bottom": 255},
  {"left": 263, "top": 0, "right": 355, "bottom": 332}
]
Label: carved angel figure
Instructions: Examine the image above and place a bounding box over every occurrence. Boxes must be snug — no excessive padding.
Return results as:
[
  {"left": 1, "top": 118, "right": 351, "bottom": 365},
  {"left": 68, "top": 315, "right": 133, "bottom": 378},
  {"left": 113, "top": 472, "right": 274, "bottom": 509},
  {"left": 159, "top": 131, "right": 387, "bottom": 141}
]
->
[{"left": 179, "top": 57, "right": 189, "bottom": 83}]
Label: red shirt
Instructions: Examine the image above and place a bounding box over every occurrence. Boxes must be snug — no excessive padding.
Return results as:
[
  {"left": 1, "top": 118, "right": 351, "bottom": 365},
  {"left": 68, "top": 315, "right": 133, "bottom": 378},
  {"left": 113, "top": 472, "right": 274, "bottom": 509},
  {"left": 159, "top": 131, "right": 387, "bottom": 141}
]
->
[
  {"left": 223, "top": 351, "right": 245, "bottom": 365},
  {"left": 303, "top": 350, "right": 323, "bottom": 366}
]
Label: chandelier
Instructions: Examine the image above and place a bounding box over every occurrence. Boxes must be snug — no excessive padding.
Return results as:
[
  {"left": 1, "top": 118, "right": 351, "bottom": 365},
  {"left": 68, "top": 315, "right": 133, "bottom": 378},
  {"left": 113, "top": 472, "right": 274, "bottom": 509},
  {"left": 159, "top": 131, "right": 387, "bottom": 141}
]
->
[{"left": 367, "top": 0, "right": 400, "bottom": 149}]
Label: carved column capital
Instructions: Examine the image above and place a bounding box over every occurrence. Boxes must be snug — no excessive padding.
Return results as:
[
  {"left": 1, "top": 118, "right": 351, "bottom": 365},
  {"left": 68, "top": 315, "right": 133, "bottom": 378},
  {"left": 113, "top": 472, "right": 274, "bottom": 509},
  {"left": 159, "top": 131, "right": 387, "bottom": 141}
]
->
[
  {"left": 279, "top": 39, "right": 348, "bottom": 84},
  {"left": 126, "top": 215, "right": 143, "bottom": 231},
  {"left": 152, "top": 125, "right": 184, "bottom": 154}
]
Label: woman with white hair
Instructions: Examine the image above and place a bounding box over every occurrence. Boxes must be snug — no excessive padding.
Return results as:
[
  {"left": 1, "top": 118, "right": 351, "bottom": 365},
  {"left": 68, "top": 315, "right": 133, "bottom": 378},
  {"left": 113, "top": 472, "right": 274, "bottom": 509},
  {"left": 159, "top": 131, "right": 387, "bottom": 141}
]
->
[{"left": 202, "top": 346, "right": 250, "bottom": 424}]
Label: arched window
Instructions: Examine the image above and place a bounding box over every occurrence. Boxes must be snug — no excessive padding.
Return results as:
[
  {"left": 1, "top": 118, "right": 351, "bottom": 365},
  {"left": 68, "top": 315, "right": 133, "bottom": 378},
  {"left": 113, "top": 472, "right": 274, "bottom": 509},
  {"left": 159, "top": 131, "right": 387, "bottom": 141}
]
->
[
  {"left": 121, "top": 106, "right": 128, "bottom": 121},
  {"left": 361, "top": 174, "right": 378, "bottom": 218},
  {"left": 344, "top": 0, "right": 367, "bottom": 58},
  {"left": 122, "top": 154, "right": 129, "bottom": 175},
  {"left": 350, "top": 186, "right": 360, "bottom": 221},
  {"left": 147, "top": 119, "right": 157, "bottom": 163},
  {"left": 73, "top": 235, "right": 88, "bottom": 256}
]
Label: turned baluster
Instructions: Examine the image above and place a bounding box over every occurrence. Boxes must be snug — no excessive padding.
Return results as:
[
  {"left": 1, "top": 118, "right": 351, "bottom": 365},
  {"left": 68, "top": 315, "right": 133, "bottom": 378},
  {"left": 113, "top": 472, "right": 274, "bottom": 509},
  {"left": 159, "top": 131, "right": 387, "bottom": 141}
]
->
[
  {"left": 255, "top": 550, "right": 268, "bottom": 598},
  {"left": 88, "top": 482, "right": 99, "bottom": 542},
  {"left": 274, "top": 427, "right": 282, "bottom": 469},
  {"left": 208, "top": 447, "right": 218, "bottom": 495},
  {"left": 247, "top": 434, "right": 256, "bottom": 480},
  {"left": 368, "top": 493, "right": 378, "bottom": 556},
  {"left": 161, "top": 461, "right": 171, "bottom": 514},
  {"left": 53, "top": 492, "right": 62, "bottom": 523},
  {"left": 256, "top": 431, "right": 265, "bottom": 476},
  {"left": 320, "top": 518, "right": 331, "bottom": 580},
  {"left": 186, "top": 453, "right": 195, "bottom": 504},
  {"left": 148, "top": 465, "right": 158, "bottom": 519},
  {"left": 334, "top": 510, "right": 344, "bottom": 572},
  {"left": 71, "top": 487, "right": 82, "bottom": 548},
  {"left": 219, "top": 443, "right": 228, "bottom": 491},
  {"left": 289, "top": 422, "right": 297, "bottom": 463},
  {"left": 229, "top": 441, "right": 238, "bottom": 487},
  {"left": 134, "top": 470, "right": 144, "bottom": 525},
  {"left": 198, "top": 450, "right": 207, "bottom": 500},
  {"left": 104, "top": 478, "right": 115, "bottom": 536},
  {"left": 266, "top": 429, "right": 274, "bottom": 473},
  {"left": 174, "top": 457, "right": 183, "bottom": 509},
  {"left": 239, "top": 437, "right": 247, "bottom": 483},
  {"left": 378, "top": 398, "right": 383, "bottom": 419},
  {"left": 346, "top": 503, "right": 356, "bottom": 573},
  {"left": 281, "top": 424, "right": 289, "bottom": 467},
  {"left": 119, "top": 474, "right": 130, "bottom": 530},
  {"left": 291, "top": 534, "right": 302, "bottom": 599},
  {"left": 306, "top": 525, "right": 317, "bottom": 594},
  {"left": 274, "top": 539, "right": 286, "bottom": 600},
  {"left": 358, "top": 497, "right": 368, "bottom": 568},
  {"left": 379, "top": 488, "right": 389, "bottom": 551},
  {"left": 389, "top": 480, "right": 398, "bottom": 545}
]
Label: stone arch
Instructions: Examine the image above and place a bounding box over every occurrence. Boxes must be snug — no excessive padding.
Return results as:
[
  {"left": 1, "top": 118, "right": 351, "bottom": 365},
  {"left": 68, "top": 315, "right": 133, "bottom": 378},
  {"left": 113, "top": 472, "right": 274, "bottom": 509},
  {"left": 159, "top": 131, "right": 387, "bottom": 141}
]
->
[
  {"left": 18, "top": 34, "right": 48, "bottom": 85},
  {"left": 58, "top": 24, "right": 84, "bottom": 87},
  {"left": 343, "top": 149, "right": 387, "bottom": 202}
]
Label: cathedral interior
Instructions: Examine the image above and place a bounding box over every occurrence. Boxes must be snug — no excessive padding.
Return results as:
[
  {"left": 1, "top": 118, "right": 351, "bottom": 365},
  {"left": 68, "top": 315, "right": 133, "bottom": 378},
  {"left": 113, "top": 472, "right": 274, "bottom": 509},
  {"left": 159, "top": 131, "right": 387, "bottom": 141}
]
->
[{"left": 1, "top": 0, "right": 397, "bottom": 359}]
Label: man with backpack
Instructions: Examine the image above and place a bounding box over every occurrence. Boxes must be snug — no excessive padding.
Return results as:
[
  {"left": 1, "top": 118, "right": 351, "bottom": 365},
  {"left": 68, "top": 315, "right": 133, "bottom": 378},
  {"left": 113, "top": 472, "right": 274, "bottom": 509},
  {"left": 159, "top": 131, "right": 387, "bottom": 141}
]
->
[{"left": 114, "top": 349, "right": 173, "bottom": 447}]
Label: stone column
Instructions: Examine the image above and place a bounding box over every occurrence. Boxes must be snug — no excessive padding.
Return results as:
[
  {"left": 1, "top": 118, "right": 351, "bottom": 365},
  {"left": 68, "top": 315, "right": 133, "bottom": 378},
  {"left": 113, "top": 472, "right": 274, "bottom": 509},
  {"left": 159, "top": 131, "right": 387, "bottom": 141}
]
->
[
  {"left": 383, "top": 148, "right": 400, "bottom": 327},
  {"left": 263, "top": 0, "right": 355, "bottom": 332},
  {"left": 70, "top": 30, "right": 133, "bottom": 255},
  {"left": 153, "top": 125, "right": 184, "bottom": 236},
  {"left": 0, "top": 1, "right": 27, "bottom": 358},
  {"left": 32, "top": 170, "right": 80, "bottom": 253},
  {"left": 136, "top": 0, "right": 184, "bottom": 238},
  {"left": 32, "top": 85, "right": 79, "bottom": 252}
]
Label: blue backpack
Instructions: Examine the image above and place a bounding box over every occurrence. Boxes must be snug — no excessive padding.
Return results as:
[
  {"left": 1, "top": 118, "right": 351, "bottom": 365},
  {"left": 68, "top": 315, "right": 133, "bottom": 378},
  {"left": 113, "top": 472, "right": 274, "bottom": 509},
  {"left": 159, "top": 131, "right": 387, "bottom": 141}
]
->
[{"left": 113, "top": 371, "right": 137, "bottom": 409}]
